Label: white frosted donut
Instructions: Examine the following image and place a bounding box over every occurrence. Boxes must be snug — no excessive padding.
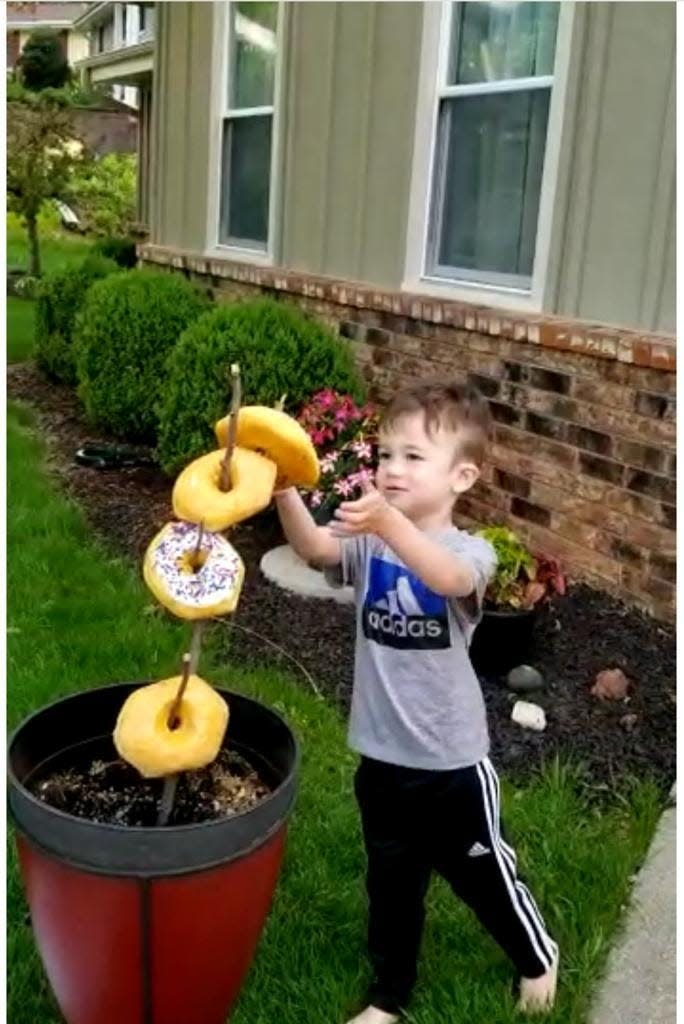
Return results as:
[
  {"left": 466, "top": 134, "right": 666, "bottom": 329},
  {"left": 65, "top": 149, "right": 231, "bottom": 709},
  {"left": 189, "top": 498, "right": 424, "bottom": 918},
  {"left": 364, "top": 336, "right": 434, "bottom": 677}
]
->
[{"left": 143, "top": 521, "right": 244, "bottom": 620}]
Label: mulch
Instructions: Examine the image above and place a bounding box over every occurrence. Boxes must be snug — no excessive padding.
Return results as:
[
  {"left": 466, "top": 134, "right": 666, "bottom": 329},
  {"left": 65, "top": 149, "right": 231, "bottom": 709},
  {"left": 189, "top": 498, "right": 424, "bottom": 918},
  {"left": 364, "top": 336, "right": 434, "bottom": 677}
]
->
[{"left": 9, "top": 364, "right": 676, "bottom": 801}]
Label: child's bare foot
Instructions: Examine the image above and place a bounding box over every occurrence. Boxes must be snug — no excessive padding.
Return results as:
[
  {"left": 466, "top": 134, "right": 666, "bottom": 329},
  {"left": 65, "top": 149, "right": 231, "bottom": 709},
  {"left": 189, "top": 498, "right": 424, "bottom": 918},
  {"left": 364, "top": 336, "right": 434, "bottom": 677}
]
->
[
  {"left": 345, "top": 1007, "right": 400, "bottom": 1024},
  {"left": 518, "top": 949, "right": 559, "bottom": 1013}
]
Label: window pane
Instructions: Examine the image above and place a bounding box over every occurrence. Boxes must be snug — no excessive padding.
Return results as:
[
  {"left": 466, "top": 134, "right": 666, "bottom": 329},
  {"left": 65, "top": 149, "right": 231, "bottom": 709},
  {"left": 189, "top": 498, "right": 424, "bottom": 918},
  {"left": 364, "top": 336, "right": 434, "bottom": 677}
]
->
[
  {"left": 449, "top": 2, "right": 559, "bottom": 84},
  {"left": 430, "top": 90, "right": 550, "bottom": 279},
  {"left": 219, "top": 114, "right": 273, "bottom": 247},
  {"left": 229, "top": 1, "right": 278, "bottom": 109}
]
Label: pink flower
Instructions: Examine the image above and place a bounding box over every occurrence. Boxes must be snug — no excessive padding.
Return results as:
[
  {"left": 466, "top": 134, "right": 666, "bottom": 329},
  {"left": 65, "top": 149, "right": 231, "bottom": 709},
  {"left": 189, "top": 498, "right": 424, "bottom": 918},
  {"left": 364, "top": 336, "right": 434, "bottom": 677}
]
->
[
  {"left": 347, "top": 468, "right": 375, "bottom": 489},
  {"left": 333, "top": 477, "right": 354, "bottom": 497},
  {"left": 350, "top": 440, "right": 373, "bottom": 460},
  {"left": 309, "top": 490, "right": 323, "bottom": 507},
  {"left": 321, "top": 451, "right": 339, "bottom": 473}
]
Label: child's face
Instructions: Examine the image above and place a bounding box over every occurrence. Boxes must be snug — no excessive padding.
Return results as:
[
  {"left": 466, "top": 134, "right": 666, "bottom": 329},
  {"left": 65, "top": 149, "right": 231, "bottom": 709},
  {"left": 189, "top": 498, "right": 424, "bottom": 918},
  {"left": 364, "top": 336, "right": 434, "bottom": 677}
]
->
[{"left": 376, "top": 411, "right": 479, "bottom": 525}]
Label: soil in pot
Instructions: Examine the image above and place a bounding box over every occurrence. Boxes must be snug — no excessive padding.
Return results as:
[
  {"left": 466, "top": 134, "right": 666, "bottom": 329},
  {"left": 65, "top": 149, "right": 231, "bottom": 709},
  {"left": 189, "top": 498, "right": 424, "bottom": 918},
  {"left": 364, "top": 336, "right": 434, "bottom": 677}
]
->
[{"left": 30, "top": 741, "right": 272, "bottom": 827}]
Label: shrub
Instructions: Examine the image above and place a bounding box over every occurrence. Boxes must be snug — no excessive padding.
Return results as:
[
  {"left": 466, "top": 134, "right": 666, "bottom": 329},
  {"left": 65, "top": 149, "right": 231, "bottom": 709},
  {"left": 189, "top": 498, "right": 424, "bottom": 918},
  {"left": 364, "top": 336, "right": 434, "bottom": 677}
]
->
[
  {"left": 67, "top": 153, "right": 137, "bottom": 237},
  {"left": 17, "top": 30, "right": 70, "bottom": 91},
  {"left": 92, "top": 236, "right": 138, "bottom": 268},
  {"left": 35, "top": 254, "right": 118, "bottom": 384},
  {"left": 75, "top": 270, "right": 209, "bottom": 443},
  {"left": 157, "top": 298, "right": 365, "bottom": 475}
]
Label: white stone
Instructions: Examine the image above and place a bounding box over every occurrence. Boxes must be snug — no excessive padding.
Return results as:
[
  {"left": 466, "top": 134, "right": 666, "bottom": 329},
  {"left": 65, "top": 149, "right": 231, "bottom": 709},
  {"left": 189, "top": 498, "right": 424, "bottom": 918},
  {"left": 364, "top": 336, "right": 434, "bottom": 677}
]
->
[
  {"left": 511, "top": 700, "right": 547, "bottom": 732},
  {"left": 259, "top": 544, "right": 354, "bottom": 604}
]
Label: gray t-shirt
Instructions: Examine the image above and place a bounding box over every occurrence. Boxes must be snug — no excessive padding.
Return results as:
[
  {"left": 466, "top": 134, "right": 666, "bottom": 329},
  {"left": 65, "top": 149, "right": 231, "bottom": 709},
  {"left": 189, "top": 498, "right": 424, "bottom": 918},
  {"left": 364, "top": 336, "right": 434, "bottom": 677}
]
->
[{"left": 326, "top": 527, "right": 497, "bottom": 771}]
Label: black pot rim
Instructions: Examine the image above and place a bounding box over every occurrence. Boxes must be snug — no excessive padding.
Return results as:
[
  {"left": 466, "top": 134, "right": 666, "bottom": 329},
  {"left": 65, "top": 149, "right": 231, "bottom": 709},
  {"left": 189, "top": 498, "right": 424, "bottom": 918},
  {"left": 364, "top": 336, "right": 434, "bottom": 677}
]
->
[
  {"left": 482, "top": 605, "right": 537, "bottom": 620},
  {"left": 8, "top": 682, "right": 300, "bottom": 876}
]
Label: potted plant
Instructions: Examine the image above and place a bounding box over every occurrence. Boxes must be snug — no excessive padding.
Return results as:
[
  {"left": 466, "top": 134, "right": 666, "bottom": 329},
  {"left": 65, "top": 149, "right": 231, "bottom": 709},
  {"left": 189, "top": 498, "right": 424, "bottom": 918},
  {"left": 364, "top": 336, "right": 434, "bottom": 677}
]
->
[
  {"left": 9, "top": 681, "right": 298, "bottom": 1024},
  {"left": 8, "top": 370, "right": 302, "bottom": 1024},
  {"left": 469, "top": 526, "right": 566, "bottom": 677},
  {"left": 297, "top": 388, "right": 379, "bottom": 526}
]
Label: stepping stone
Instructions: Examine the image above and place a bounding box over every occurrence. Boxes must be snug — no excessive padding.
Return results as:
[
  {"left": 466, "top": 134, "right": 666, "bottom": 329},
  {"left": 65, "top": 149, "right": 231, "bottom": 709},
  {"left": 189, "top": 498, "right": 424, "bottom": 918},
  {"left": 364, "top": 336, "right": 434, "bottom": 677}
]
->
[{"left": 260, "top": 544, "right": 354, "bottom": 604}]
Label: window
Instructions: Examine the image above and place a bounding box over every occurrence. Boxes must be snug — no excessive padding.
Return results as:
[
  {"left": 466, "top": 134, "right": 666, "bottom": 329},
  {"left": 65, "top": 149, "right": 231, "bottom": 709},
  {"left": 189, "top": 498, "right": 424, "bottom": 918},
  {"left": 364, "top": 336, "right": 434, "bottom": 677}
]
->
[
  {"left": 139, "top": 4, "right": 155, "bottom": 35},
  {"left": 426, "top": 2, "right": 560, "bottom": 290},
  {"left": 218, "top": 2, "right": 280, "bottom": 252}
]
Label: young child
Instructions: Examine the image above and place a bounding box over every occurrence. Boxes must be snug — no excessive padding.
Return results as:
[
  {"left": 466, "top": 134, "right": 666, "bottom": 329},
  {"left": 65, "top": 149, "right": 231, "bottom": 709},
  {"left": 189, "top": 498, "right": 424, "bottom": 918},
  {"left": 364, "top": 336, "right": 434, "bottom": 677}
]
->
[{"left": 274, "top": 379, "right": 558, "bottom": 1022}]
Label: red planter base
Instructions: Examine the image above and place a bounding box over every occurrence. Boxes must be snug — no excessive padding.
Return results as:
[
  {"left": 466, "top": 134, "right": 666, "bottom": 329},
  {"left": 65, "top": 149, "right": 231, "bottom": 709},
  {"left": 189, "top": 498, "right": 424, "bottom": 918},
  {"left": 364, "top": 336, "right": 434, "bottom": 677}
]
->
[
  {"left": 9, "top": 684, "right": 299, "bottom": 1024},
  {"left": 18, "top": 828, "right": 286, "bottom": 1024}
]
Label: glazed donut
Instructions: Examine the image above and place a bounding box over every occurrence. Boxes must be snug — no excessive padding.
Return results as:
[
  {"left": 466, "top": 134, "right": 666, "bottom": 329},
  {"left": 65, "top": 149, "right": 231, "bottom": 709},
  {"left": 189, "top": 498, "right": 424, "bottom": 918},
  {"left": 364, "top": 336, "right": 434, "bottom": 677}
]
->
[
  {"left": 143, "top": 521, "right": 244, "bottom": 620},
  {"left": 114, "top": 673, "right": 229, "bottom": 778},
  {"left": 172, "top": 446, "right": 277, "bottom": 532},
  {"left": 215, "top": 406, "right": 320, "bottom": 490}
]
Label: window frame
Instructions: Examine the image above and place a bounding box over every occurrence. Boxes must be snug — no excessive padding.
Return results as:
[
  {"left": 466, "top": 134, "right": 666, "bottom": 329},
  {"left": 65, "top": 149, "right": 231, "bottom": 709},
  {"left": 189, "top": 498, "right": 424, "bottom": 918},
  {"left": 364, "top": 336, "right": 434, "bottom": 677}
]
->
[
  {"left": 403, "top": 1, "right": 575, "bottom": 312},
  {"left": 205, "top": 0, "right": 286, "bottom": 265}
]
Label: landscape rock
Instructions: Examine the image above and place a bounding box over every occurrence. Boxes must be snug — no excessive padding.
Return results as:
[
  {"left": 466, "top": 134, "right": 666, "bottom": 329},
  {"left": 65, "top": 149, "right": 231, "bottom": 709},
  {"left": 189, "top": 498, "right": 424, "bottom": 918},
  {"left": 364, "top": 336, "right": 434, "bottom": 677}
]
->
[
  {"left": 506, "top": 664, "right": 545, "bottom": 693},
  {"left": 511, "top": 701, "right": 547, "bottom": 732},
  {"left": 591, "top": 668, "right": 631, "bottom": 701}
]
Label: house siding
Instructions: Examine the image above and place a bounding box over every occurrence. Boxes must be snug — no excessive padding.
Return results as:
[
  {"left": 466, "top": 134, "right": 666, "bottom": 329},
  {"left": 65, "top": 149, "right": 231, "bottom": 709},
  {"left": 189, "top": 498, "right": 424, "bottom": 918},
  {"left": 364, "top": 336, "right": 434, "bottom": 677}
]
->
[
  {"left": 150, "top": 1, "right": 213, "bottom": 251},
  {"left": 151, "top": 1, "right": 674, "bottom": 334},
  {"left": 547, "top": 2, "right": 675, "bottom": 333},
  {"left": 281, "top": 2, "right": 422, "bottom": 287}
]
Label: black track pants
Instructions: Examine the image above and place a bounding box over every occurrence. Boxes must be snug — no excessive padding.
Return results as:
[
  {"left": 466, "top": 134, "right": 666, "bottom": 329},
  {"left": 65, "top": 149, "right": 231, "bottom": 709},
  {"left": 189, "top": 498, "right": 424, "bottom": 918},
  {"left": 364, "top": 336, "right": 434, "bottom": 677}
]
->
[{"left": 354, "top": 755, "right": 557, "bottom": 1014}]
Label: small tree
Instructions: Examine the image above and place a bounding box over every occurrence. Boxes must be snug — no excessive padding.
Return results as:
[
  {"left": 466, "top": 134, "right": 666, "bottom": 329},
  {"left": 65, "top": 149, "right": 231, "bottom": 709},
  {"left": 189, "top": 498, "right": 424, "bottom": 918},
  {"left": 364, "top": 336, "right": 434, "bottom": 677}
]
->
[
  {"left": 7, "top": 91, "right": 84, "bottom": 277},
  {"left": 17, "top": 29, "right": 70, "bottom": 91}
]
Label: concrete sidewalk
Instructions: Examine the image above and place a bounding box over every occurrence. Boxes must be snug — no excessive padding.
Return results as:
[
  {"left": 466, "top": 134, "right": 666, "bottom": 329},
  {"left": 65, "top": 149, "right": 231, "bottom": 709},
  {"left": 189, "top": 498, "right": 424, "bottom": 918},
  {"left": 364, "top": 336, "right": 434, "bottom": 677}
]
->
[{"left": 589, "top": 790, "right": 676, "bottom": 1024}]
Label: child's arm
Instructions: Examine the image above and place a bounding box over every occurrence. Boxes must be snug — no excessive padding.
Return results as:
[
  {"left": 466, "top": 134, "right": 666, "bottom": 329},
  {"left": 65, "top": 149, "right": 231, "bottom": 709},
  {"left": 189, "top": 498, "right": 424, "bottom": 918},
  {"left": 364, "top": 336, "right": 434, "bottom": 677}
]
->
[
  {"left": 274, "top": 487, "right": 342, "bottom": 567},
  {"left": 331, "top": 483, "right": 475, "bottom": 597}
]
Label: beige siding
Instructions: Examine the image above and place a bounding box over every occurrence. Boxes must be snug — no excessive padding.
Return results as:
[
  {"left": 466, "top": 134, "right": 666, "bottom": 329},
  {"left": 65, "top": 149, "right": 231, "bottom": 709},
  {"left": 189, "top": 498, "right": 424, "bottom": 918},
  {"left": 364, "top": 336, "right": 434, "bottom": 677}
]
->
[
  {"left": 152, "top": 1, "right": 674, "bottom": 333},
  {"left": 282, "top": 2, "right": 422, "bottom": 286},
  {"left": 150, "top": 1, "right": 213, "bottom": 250},
  {"left": 548, "top": 2, "right": 675, "bottom": 332}
]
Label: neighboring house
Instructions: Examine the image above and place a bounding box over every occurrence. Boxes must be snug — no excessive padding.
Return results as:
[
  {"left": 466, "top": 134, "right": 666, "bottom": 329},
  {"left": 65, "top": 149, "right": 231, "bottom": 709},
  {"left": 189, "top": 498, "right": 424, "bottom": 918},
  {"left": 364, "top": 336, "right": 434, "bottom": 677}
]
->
[
  {"left": 72, "top": 1, "right": 154, "bottom": 108},
  {"left": 73, "top": 1, "right": 154, "bottom": 226},
  {"left": 139, "top": 1, "right": 675, "bottom": 622},
  {"left": 6, "top": 2, "right": 89, "bottom": 71}
]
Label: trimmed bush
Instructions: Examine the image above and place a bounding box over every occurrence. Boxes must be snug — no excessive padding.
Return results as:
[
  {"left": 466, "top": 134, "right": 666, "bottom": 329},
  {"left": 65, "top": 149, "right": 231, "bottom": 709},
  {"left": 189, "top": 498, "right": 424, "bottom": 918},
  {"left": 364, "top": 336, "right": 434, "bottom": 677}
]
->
[
  {"left": 75, "top": 270, "right": 209, "bottom": 443},
  {"left": 157, "top": 298, "right": 365, "bottom": 475},
  {"left": 35, "top": 254, "right": 118, "bottom": 384},
  {"left": 92, "top": 236, "right": 138, "bottom": 268}
]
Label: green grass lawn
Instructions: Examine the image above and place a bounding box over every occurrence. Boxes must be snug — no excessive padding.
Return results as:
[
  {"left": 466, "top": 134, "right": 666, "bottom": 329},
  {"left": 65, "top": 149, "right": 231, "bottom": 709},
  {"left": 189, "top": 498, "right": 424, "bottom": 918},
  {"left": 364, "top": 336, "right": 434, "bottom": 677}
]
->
[
  {"left": 7, "top": 223, "right": 93, "bottom": 276},
  {"left": 7, "top": 297, "right": 36, "bottom": 364},
  {"left": 7, "top": 400, "right": 663, "bottom": 1024},
  {"left": 6, "top": 223, "right": 94, "bottom": 365}
]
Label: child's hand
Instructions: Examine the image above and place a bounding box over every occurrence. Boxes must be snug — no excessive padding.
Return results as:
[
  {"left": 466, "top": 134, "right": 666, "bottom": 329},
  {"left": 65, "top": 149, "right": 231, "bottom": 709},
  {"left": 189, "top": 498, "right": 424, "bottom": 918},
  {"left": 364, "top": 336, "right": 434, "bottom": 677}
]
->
[{"left": 329, "top": 480, "right": 397, "bottom": 538}]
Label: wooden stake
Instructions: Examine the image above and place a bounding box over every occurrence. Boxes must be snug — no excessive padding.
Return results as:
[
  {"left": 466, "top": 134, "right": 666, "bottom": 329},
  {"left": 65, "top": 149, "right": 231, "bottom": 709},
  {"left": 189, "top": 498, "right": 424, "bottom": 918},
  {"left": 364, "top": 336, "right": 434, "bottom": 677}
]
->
[
  {"left": 167, "top": 652, "right": 191, "bottom": 730},
  {"left": 219, "top": 363, "right": 242, "bottom": 493},
  {"left": 189, "top": 620, "right": 205, "bottom": 674},
  {"left": 156, "top": 774, "right": 178, "bottom": 827},
  {"left": 192, "top": 520, "right": 205, "bottom": 569}
]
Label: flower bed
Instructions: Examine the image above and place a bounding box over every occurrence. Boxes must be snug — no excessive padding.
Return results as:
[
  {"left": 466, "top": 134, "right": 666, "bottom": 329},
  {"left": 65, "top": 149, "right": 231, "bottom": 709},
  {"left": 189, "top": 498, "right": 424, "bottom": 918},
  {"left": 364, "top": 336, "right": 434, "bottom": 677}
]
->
[{"left": 7, "top": 364, "right": 675, "bottom": 801}]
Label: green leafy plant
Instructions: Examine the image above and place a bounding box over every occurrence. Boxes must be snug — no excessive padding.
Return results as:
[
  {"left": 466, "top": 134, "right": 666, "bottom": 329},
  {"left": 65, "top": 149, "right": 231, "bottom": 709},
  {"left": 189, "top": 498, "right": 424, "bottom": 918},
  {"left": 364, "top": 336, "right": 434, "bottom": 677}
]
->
[
  {"left": 7, "top": 90, "right": 84, "bottom": 275},
  {"left": 17, "top": 30, "right": 70, "bottom": 91},
  {"left": 92, "top": 236, "right": 138, "bottom": 268},
  {"left": 75, "top": 270, "right": 209, "bottom": 443},
  {"left": 36, "top": 254, "right": 118, "bottom": 384},
  {"left": 67, "top": 153, "right": 137, "bottom": 237},
  {"left": 475, "top": 526, "right": 566, "bottom": 610},
  {"left": 157, "top": 298, "right": 365, "bottom": 475}
]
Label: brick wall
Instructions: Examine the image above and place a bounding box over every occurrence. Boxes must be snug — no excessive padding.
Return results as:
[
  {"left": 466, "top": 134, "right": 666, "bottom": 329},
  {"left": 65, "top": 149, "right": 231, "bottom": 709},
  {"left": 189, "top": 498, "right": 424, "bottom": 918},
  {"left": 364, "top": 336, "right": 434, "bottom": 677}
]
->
[{"left": 139, "top": 245, "right": 676, "bottom": 623}]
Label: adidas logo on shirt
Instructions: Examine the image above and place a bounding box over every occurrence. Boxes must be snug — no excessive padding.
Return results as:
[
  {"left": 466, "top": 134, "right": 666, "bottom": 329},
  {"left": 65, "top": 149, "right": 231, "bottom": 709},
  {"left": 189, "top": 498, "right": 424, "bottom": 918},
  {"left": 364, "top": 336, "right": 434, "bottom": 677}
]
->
[
  {"left": 467, "top": 841, "right": 491, "bottom": 858},
  {"left": 362, "top": 556, "right": 451, "bottom": 651}
]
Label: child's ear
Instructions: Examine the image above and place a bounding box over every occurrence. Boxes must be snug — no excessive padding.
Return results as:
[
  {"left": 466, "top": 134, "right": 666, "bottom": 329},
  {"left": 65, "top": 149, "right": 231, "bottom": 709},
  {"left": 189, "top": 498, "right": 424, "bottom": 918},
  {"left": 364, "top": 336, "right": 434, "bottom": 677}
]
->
[{"left": 450, "top": 460, "right": 480, "bottom": 495}]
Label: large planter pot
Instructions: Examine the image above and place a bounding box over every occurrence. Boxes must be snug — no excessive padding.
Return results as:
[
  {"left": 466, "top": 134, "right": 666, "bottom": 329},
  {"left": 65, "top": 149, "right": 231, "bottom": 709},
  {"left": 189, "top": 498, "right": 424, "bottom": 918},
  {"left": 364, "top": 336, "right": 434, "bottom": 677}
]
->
[
  {"left": 470, "top": 606, "right": 537, "bottom": 677},
  {"left": 8, "top": 682, "right": 299, "bottom": 1024}
]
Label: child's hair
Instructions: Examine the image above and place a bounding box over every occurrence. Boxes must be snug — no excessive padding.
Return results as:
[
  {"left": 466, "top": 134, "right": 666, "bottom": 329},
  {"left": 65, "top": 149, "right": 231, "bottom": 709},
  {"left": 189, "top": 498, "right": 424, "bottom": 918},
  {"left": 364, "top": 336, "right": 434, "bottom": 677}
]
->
[{"left": 379, "top": 377, "right": 492, "bottom": 466}]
